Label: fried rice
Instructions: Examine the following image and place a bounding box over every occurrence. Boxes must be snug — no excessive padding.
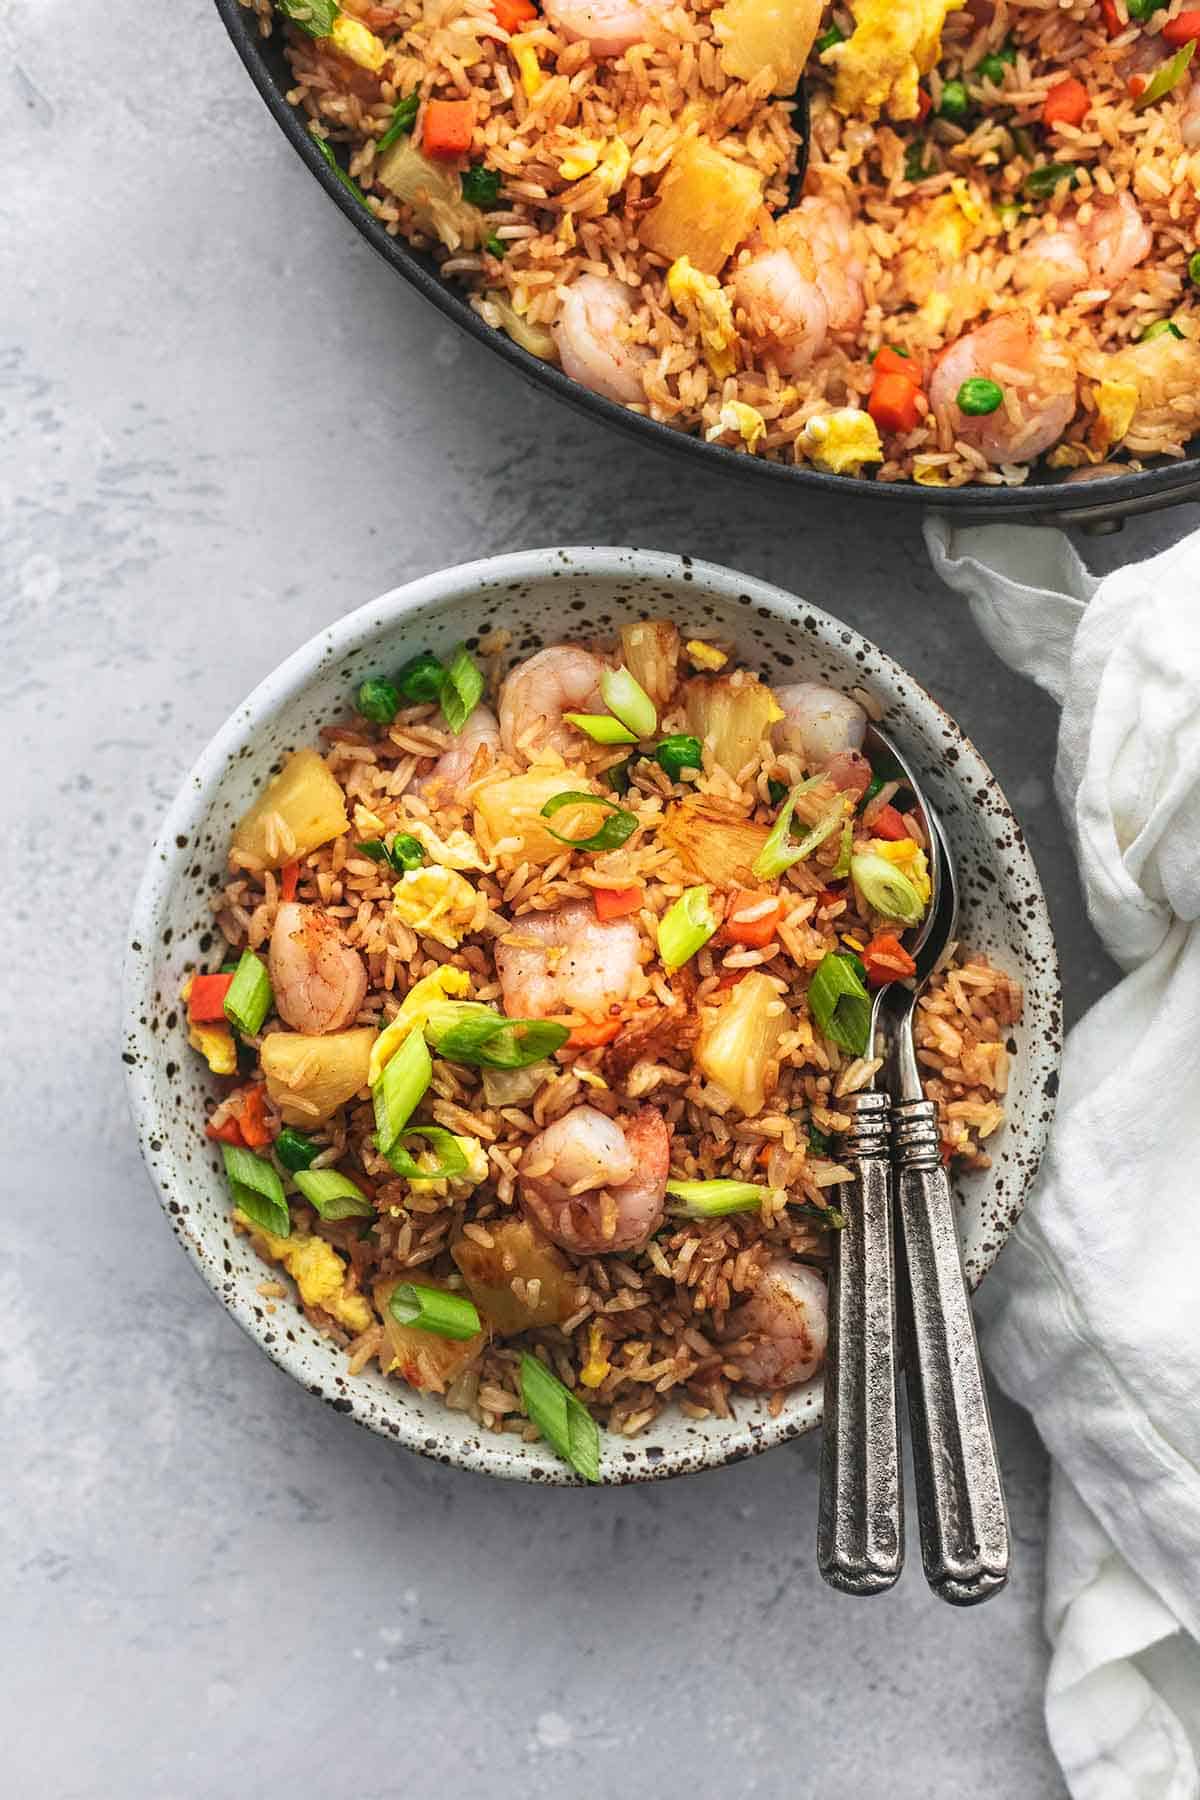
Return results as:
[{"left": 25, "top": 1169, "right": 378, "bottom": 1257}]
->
[
  {"left": 240, "top": 0, "right": 1200, "bottom": 487},
  {"left": 184, "top": 619, "right": 1024, "bottom": 1471}
]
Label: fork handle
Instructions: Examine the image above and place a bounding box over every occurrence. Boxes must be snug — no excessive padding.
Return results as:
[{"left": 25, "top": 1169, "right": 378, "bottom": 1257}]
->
[
  {"left": 817, "top": 1091, "right": 903, "bottom": 1595},
  {"left": 892, "top": 1098, "right": 1010, "bottom": 1606}
]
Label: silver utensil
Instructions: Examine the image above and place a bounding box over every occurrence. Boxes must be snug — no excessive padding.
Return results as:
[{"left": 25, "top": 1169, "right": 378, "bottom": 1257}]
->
[
  {"left": 888, "top": 814, "right": 1011, "bottom": 1606},
  {"left": 817, "top": 723, "right": 933, "bottom": 1596}
]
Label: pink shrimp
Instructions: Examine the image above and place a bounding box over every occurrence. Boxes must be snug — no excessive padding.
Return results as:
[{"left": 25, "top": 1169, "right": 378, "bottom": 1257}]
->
[
  {"left": 518, "top": 1104, "right": 671, "bottom": 1253},
  {"left": 1014, "top": 192, "right": 1152, "bottom": 306},
  {"left": 552, "top": 275, "right": 649, "bottom": 405},
  {"left": 723, "top": 1260, "right": 829, "bottom": 1389},
  {"left": 268, "top": 903, "right": 368, "bottom": 1035},
  {"left": 928, "top": 312, "right": 1077, "bottom": 464}
]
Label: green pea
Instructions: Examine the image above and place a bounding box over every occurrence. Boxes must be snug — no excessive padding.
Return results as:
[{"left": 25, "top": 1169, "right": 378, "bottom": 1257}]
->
[
  {"left": 956, "top": 378, "right": 1004, "bottom": 416},
  {"left": 387, "top": 833, "right": 426, "bottom": 872},
  {"left": 939, "top": 79, "right": 971, "bottom": 121},
  {"left": 357, "top": 678, "right": 400, "bottom": 724},
  {"left": 1188, "top": 250, "right": 1200, "bottom": 287},
  {"left": 460, "top": 164, "right": 501, "bottom": 207},
  {"left": 655, "top": 734, "right": 704, "bottom": 781},
  {"left": 1024, "top": 161, "right": 1078, "bottom": 199},
  {"left": 976, "top": 47, "right": 1014, "bottom": 84},
  {"left": 394, "top": 652, "right": 445, "bottom": 704}
]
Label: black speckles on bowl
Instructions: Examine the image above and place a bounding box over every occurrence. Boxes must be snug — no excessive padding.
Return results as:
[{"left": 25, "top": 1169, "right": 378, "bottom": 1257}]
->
[{"left": 122, "top": 547, "right": 1062, "bottom": 1485}]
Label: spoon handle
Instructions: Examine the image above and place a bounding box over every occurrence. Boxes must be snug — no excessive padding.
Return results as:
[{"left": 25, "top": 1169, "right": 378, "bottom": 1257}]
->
[
  {"left": 817, "top": 1091, "right": 903, "bottom": 1594},
  {"left": 891, "top": 1097, "right": 1010, "bottom": 1605}
]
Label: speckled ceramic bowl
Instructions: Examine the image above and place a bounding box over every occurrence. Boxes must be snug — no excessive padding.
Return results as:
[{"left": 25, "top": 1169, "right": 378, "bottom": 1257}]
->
[{"left": 124, "top": 547, "right": 1061, "bottom": 1484}]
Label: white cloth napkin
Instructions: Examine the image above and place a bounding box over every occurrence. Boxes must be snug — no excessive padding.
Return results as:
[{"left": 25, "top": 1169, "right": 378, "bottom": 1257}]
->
[{"left": 925, "top": 518, "right": 1200, "bottom": 1800}]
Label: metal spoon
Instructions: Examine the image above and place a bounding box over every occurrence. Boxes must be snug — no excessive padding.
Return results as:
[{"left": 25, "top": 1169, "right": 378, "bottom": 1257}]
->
[
  {"left": 817, "top": 721, "right": 936, "bottom": 1596},
  {"left": 887, "top": 813, "right": 1010, "bottom": 1606}
]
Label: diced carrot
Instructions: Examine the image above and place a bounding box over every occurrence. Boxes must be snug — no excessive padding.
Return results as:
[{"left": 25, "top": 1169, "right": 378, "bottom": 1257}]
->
[
  {"left": 1100, "top": 0, "right": 1121, "bottom": 34},
  {"left": 862, "top": 932, "right": 918, "bottom": 987},
  {"left": 188, "top": 973, "right": 234, "bottom": 1023},
  {"left": 239, "top": 1084, "right": 275, "bottom": 1149},
  {"left": 722, "top": 888, "right": 783, "bottom": 948},
  {"left": 593, "top": 885, "right": 643, "bottom": 921},
  {"left": 1042, "top": 77, "right": 1090, "bottom": 128},
  {"left": 205, "top": 1114, "right": 245, "bottom": 1147},
  {"left": 871, "top": 803, "right": 910, "bottom": 842},
  {"left": 1129, "top": 72, "right": 1148, "bottom": 98},
  {"left": 1163, "top": 10, "right": 1200, "bottom": 43},
  {"left": 868, "top": 370, "right": 922, "bottom": 435},
  {"left": 874, "top": 345, "right": 918, "bottom": 380},
  {"left": 492, "top": 0, "right": 537, "bottom": 27},
  {"left": 563, "top": 1019, "right": 623, "bottom": 1050},
  {"left": 756, "top": 1143, "right": 773, "bottom": 1167},
  {"left": 916, "top": 87, "right": 932, "bottom": 120},
  {"left": 422, "top": 99, "right": 475, "bottom": 159},
  {"left": 281, "top": 861, "right": 300, "bottom": 903}
]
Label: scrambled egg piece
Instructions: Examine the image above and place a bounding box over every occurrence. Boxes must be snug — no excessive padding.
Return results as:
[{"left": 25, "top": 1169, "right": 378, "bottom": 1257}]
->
[
  {"left": 912, "top": 459, "right": 949, "bottom": 486},
  {"left": 1094, "top": 378, "right": 1139, "bottom": 448},
  {"left": 800, "top": 408, "right": 884, "bottom": 474},
  {"left": 705, "top": 401, "right": 767, "bottom": 452},
  {"left": 369, "top": 965, "right": 472, "bottom": 1085},
  {"left": 685, "top": 638, "right": 729, "bottom": 671},
  {"left": 667, "top": 257, "right": 738, "bottom": 379},
  {"left": 596, "top": 139, "right": 631, "bottom": 199},
  {"left": 406, "top": 818, "right": 492, "bottom": 872},
  {"left": 396, "top": 1134, "right": 490, "bottom": 1200},
  {"left": 832, "top": 0, "right": 965, "bottom": 122},
  {"left": 392, "top": 865, "right": 481, "bottom": 950},
  {"left": 329, "top": 14, "right": 387, "bottom": 72},
  {"left": 559, "top": 140, "right": 602, "bottom": 181},
  {"left": 510, "top": 35, "right": 544, "bottom": 97},
  {"left": 188, "top": 1019, "right": 237, "bottom": 1076},
  {"left": 872, "top": 836, "right": 933, "bottom": 905},
  {"left": 239, "top": 1215, "right": 373, "bottom": 1335},
  {"left": 579, "top": 1322, "right": 611, "bottom": 1389}
]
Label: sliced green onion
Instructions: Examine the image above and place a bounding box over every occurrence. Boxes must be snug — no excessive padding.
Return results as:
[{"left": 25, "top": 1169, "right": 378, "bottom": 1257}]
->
[
  {"left": 796, "top": 1199, "right": 848, "bottom": 1230},
  {"left": 604, "top": 757, "right": 633, "bottom": 795},
  {"left": 519, "top": 1352, "right": 601, "bottom": 1482},
  {"left": 869, "top": 343, "right": 909, "bottom": 363},
  {"left": 439, "top": 644, "right": 484, "bottom": 733},
  {"left": 312, "top": 134, "right": 368, "bottom": 208},
  {"left": 275, "top": 1127, "right": 320, "bottom": 1172},
  {"left": 423, "top": 1001, "right": 569, "bottom": 1068},
  {"left": 372, "top": 1028, "right": 432, "bottom": 1154},
  {"left": 389, "top": 1281, "right": 481, "bottom": 1339},
  {"left": 1189, "top": 250, "right": 1200, "bottom": 288},
  {"left": 383, "top": 1125, "right": 471, "bottom": 1181},
  {"left": 1127, "top": 0, "right": 1167, "bottom": 18},
  {"left": 599, "top": 666, "right": 657, "bottom": 739},
  {"left": 939, "top": 78, "right": 970, "bottom": 121},
  {"left": 395, "top": 651, "right": 445, "bottom": 704},
  {"left": 851, "top": 850, "right": 927, "bottom": 926},
  {"left": 861, "top": 772, "right": 885, "bottom": 808},
  {"left": 1024, "top": 161, "right": 1078, "bottom": 200},
  {"left": 832, "top": 818, "right": 853, "bottom": 880},
  {"left": 357, "top": 678, "right": 399, "bottom": 724},
  {"left": 1136, "top": 37, "right": 1193, "bottom": 104},
  {"left": 292, "top": 1168, "right": 374, "bottom": 1220},
  {"left": 751, "top": 776, "right": 824, "bottom": 880},
  {"left": 995, "top": 199, "right": 1024, "bottom": 230},
  {"left": 376, "top": 91, "right": 419, "bottom": 154},
  {"left": 564, "top": 712, "right": 638, "bottom": 745},
  {"left": 815, "top": 22, "right": 845, "bottom": 51},
  {"left": 956, "top": 377, "right": 1004, "bottom": 416},
  {"left": 665, "top": 1178, "right": 774, "bottom": 1217},
  {"left": 1138, "top": 318, "right": 1184, "bottom": 343},
  {"left": 540, "top": 791, "right": 638, "bottom": 852},
  {"left": 766, "top": 777, "right": 789, "bottom": 807},
  {"left": 658, "top": 885, "right": 717, "bottom": 972},
  {"left": 277, "top": 0, "right": 340, "bottom": 37},
  {"left": 808, "top": 951, "right": 872, "bottom": 1057},
  {"left": 807, "top": 1123, "right": 832, "bottom": 1157},
  {"left": 223, "top": 950, "right": 273, "bottom": 1037},
  {"left": 461, "top": 163, "right": 501, "bottom": 207},
  {"left": 223, "top": 1143, "right": 289, "bottom": 1237},
  {"left": 655, "top": 734, "right": 704, "bottom": 781},
  {"left": 390, "top": 833, "right": 426, "bottom": 872},
  {"left": 904, "top": 140, "right": 930, "bottom": 183},
  {"left": 484, "top": 233, "right": 506, "bottom": 260}
]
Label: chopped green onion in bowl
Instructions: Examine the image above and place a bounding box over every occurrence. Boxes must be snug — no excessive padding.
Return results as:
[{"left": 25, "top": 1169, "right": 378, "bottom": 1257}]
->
[
  {"left": 807, "top": 1122, "right": 832, "bottom": 1157},
  {"left": 460, "top": 163, "right": 501, "bottom": 207},
  {"left": 438, "top": 644, "right": 484, "bottom": 732},
  {"left": 274, "top": 1127, "right": 319, "bottom": 1172},
  {"left": 357, "top": 678, "right": 400, "bottom": 724},
  {"left": 956, "top": 377, "right": 1004, "bottom": 417},
  {"left": 292, "top": 1167, "right": 374, "bottom": 1220},
  {"left": 359, "top": 833, "right": 426, "bottom": 873},
  {"left": 311, "top": 134, "right": 368, "bottom": 208},
  {"left": 519, "top": 1352, "right": 601, "bottom": 1482},
  {"left": 372, "top": 1028, "right": 432, "bottom": 1154},
  {"left": 1134, "top": 39, "right": 1195, "bottom": 110},
  {"left": 564, "top": 712, "right": 638, "bottom": 745},
  {"left": 376, "top": 91, "right": 419, "bottom": 154},
  {"left": 850, "top": 850, "right": 927, "bottom": 926},
  {"left": 395, "top": 651, "right": 445, "bottom": 704},
  {"left": 1189, "top": 250, "right": 1200, "bottom": 287},
  {"left": 665, "top": 1178, "right": 775, "bottom": 1216},
  {"left": 423, "top": 1001, "right": 569, "bottom": 1068},
  {"left": 382, "top": 1124, "right": 472, "bottom": 1181},
  {"left": 815, "top": 21, "right": 845, "bottom": 51},
  {"left": 599, "top": 665, "right": 657, "bottom": 739},
  {"left": 540, "top": 791, "right": 638, "bottom": 852},
  {"left": 277, "top": 0, "right": 340, "bottom": 35},
  {"left": 389, "top": 1282, "right": 481, "bottom": 1340},
  {"left": 752, "top": 776, "right": 826, "bottom": 880},
  {"left": 223, "top": 950, "right": 273, "bottom": 1037},
  {"left": 1137, "top": 318, "right": 1184, "bottom": 343},
  {"left": 766, "top": 777, "right": 789, "bottom": 807},
  {"left": 655, "top": 734, "right": 704, "bottom": 781},
  {"left": 658, "top": 885, "right": 717, "bottom": 971},
  {"left": 223, "top": 1143, "right": 289, "bottom": 1238},
  {"left": 1024, "top": 162, "right": 1078, "bottom": 200},
  {"left": 808, "top": 951, "right": 872, "bottom": 1057}
]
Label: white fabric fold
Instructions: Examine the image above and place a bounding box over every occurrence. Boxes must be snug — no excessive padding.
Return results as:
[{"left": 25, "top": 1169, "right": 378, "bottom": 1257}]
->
[{"left": 925, "top": 517, "right": 1200, "bottom": 1800}]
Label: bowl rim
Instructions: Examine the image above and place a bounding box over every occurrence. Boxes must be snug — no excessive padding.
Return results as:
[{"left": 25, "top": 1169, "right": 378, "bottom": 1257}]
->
[
  {"left": 209, "top": 0, "right": 1200, "bottom": 523},
  {"left": 123, "top": 545, "right": 1061, "bottom": 1483}
]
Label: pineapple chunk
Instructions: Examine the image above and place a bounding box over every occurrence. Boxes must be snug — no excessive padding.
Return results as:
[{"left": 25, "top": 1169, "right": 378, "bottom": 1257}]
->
[
  {"left": 713, "top": 0, "right": 823, "bottom": 94},
  {"left": 474, "top": 767, "right": 596, "bottom": 866},
  {"left": 451, "top": 1218, "right": 579, "bottom": 1335},
  {"left": 619, "top": 619, "right": 679, "bottom": 707},
  {"left": 231, "top": 749, "right": 349, "bottom": 871},
  {"left": 260, "top": 1027, "right": 376, "bottom": 1126},
  {"left": 683, "top": 672, "right": 781, "bottom": 778},
  {"left": 377, "top": 138, "right": 480, "bottom": 252},
  {"left": 696, "top": 970, "right": 791, "bottom": 1117},
  {"left": 375, "top": 1278, "right": 485, "bottom": 1394},
  {"left": 660, "top": 795, "right": 770, "bottom": 890},
  {"left": 640, "top": 141, "right": 764, "bottom": 276}
]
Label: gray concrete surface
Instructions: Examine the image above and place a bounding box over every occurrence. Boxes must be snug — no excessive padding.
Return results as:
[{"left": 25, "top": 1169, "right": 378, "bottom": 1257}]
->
[{"left": 4, "top": 2, "right": 1195, "bottom": 1795}]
